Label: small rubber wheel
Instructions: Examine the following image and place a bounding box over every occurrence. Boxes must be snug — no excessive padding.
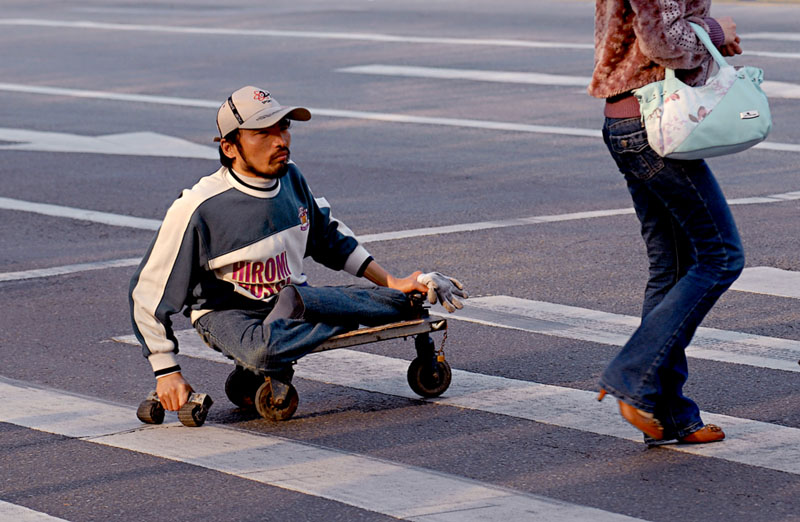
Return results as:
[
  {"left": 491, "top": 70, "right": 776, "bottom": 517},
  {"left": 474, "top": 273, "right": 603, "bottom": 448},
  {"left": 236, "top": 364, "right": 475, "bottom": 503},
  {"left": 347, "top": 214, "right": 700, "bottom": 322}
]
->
[
  {"left": 407, "top": 357, "right": 452, "bottom": 398},
  {"left": 136, "top": 399, "right": 165, "bottom": 425},
  {"left": 255, "top": 380, "right": 299, "bottom": 421},
  {"left": 178, "top": 402, "right": 208, "bottom": 427},
  {"left": 225, "top": 366, "right": 264, "bottom": 409}
]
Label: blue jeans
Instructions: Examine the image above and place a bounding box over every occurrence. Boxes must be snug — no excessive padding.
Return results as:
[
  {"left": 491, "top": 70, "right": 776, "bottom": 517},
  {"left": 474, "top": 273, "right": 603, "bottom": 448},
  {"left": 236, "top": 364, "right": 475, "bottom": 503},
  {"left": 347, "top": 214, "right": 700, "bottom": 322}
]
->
[
  {"left": 194, "top": 285, "right": 414, "bottom": 379},
  {"left": 600, "top": 117, "right": 744, "bottom": 439}
]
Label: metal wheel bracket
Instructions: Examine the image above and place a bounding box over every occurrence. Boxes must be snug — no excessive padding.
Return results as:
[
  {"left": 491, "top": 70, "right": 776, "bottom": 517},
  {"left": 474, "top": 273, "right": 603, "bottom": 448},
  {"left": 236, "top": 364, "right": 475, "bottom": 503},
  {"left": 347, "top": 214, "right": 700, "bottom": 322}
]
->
[{"left": 268, "top": 378, "right": 291, "bottom": 407}]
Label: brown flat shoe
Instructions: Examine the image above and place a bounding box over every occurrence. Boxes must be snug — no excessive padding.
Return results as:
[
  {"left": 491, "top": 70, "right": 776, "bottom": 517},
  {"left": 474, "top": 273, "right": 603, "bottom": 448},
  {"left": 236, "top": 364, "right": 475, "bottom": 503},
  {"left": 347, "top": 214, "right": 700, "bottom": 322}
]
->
[
  {"left": 679, "top": 424, "right": 725, "bottom": 444},
  {"left": 597, "top": 389, "right": 665, "bottom": 440},
  {"left": 618, "top": 401, "right": 665, "bottom": 440}
]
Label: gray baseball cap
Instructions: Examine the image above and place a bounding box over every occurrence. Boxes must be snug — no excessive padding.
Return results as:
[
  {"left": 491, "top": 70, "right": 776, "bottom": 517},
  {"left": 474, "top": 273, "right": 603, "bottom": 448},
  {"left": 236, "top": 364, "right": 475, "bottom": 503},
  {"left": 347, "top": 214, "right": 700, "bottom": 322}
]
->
[{"left": 216, "top": 86, "right": 311, "bottom": 138}]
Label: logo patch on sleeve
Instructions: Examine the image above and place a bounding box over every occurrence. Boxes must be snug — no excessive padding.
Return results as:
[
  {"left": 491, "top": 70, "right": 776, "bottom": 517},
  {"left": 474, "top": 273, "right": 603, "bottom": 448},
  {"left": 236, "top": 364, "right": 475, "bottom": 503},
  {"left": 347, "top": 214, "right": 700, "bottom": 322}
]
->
[{"left": 298, "top": 207, "right": 309, "bottom": 231}]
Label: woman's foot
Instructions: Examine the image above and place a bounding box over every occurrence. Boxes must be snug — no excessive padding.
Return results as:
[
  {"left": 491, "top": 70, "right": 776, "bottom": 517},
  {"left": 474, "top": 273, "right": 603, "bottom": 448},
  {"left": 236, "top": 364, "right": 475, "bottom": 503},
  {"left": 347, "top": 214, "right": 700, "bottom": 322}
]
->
[
  {"left": 618, "top": 401, "right": 665, "bottom": 440},
  {"left": 598, "top": 390, "right": 665, "bottom": 440},
  {"left": 679, "top": 424, "right": 725, "bottom": 444}
]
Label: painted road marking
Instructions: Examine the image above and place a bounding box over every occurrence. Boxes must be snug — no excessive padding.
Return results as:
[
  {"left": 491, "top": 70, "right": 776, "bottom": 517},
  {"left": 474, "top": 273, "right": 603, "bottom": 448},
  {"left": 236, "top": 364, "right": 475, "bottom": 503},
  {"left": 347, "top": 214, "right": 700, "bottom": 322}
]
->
[
  {"left": 3, "top": 193, "right": 800, "bottom": 283},
  {"left": 338, "top": 64, "right": 591, "bottom": 87},
  {"left": 2, "top": 191, "right": 799, "bottom": 239},
  {"left": 0, "top": 197, "right": 160, "bottom": 231},
  {"left": 1, "top": 83, "right": 799, "bottom": 152},
  {"left": 732, "top": 266, "right": 800, "bottom": 299},
  {"left": 359, "top": 188, "right": 800, "bottom": 242},
  {"left": 338, "top": 64, "right": 800, "bottom": 99},
  {"left": 742, "top": 32, "right": 800, "bottom": 42},
  {"left": 449, "top": 296, "right": 800, "bottom": 373},
  {"left": 0, "top": 258, "right": 141, "bottom": 283},
  {"left": 761, "top": 80, "right": 800, "bottom": 100},
  {"left": 0, "top": 128, "right": 216, "bottom": 159},
  {"left": 0, "top": 19, "right": 798, "bottom": 59},
  {"left": 110, "top": 331, "right": 800, "bottom": 476},
  {"left": 0, "top": 18, "right": 595, "bottom": 50},
  {"left": 359, "top": 207, "right": 633, "bottom": 242},
  {"left": 0, "top": 378, "right": 643, "bottom": 522},
  {"left": 0, "top": 501, "right": 68, "bottom": 522},
  {"left": 0, "top": 83, "right": 219, "bottom": 108}
]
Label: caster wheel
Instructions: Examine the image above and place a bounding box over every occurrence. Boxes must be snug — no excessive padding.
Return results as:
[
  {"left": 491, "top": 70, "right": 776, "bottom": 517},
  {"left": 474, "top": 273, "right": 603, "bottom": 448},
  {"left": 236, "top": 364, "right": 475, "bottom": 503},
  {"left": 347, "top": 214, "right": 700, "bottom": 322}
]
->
[
  {"left": 136, "top": 399, "right": 165, "bottom": 425},
  {"left": 225, "top": 366, "right": 264, "bottom": 409},
  {"left": 407, "top": 357, "right": 452, "bottom": 398},
  {"left": 255, "top": 379, "right": 299, "bottom": 421},
  {"left": 178, "top": 393, "right": 213, "bottom": 427}
]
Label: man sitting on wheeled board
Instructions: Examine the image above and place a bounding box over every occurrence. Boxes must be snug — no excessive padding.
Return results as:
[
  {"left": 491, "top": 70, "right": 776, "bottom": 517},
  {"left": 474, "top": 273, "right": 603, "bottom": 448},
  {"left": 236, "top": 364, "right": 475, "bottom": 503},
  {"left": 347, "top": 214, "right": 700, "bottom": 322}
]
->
[{"left": 129, "top": 85, "right": 467, "bottom": 413}]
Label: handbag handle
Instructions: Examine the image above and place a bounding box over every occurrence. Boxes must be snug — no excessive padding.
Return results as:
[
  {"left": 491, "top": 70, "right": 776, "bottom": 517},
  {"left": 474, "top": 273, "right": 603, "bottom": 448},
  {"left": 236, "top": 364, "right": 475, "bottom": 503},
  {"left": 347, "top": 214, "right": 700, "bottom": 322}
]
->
[{"left": 664, "top": 23, "right": 729, "bottom": 80}]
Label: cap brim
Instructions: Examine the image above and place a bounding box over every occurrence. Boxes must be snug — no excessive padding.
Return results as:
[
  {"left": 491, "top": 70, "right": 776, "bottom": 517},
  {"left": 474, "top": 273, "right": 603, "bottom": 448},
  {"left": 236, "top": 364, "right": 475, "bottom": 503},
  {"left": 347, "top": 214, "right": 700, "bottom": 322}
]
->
[{"left": 240, "top": 106, "right": 311, "bottom": 129}]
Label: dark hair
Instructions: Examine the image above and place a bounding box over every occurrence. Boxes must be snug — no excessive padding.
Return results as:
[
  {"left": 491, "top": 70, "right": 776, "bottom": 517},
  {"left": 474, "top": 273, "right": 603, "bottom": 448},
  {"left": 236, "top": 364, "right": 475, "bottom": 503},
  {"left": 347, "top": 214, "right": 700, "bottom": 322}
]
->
[{"left": 218, "top": 129, "right": 240, "bottom": 168}]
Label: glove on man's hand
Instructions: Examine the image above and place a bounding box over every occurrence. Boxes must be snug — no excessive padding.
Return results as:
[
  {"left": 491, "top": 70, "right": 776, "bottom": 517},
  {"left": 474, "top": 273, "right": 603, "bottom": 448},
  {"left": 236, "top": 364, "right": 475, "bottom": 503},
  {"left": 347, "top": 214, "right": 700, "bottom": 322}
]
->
[{"left": 416, "top": 272, "right": 468, "bottom": 313}]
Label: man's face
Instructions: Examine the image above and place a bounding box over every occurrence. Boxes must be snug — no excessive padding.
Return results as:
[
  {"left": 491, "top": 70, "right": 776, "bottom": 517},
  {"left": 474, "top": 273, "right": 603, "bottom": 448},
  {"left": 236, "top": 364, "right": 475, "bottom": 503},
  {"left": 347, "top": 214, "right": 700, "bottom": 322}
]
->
[{"left": 223, "top": 119, "right": 292, "bottom": 179}]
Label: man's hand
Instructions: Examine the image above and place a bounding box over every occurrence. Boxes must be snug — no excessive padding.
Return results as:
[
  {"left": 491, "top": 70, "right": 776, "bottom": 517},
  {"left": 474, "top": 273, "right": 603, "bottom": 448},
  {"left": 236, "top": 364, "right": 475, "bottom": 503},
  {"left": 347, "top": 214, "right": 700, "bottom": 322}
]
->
[
  {"left": 156, "top": 372, "right": 193, "bottom": 411},
  {"left": 417, "top": 272, "right": 468, "bottom": 313}
]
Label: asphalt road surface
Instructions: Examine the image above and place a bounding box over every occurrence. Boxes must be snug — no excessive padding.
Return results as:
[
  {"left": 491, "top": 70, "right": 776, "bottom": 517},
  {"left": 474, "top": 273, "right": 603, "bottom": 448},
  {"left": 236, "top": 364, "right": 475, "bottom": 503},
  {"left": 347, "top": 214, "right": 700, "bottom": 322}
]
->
[{"left": 1, "top": 1, "right": 799, "bottom": 521}]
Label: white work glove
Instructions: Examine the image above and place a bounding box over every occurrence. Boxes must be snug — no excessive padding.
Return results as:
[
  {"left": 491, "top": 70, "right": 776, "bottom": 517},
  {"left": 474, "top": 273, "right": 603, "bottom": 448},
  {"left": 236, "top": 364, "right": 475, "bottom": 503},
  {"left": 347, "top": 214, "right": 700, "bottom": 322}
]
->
[{"left": 416, "top": 272, "right": 468, "bottom": 313}]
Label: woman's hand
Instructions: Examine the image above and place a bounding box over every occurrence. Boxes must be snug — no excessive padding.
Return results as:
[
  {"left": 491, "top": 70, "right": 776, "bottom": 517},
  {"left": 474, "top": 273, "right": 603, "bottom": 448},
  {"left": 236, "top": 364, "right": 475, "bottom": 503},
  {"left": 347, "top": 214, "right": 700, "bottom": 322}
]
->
[{"left": 716, "top": 16, "right": 742, "bottom": 56}]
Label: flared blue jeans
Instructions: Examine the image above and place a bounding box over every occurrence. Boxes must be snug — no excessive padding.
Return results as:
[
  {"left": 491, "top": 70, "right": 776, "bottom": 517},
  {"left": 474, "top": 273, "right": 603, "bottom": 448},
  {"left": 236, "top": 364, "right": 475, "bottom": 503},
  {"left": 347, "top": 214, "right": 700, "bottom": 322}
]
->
[{"left": 600, "top": 117, "right": 744, "bottom": 439}]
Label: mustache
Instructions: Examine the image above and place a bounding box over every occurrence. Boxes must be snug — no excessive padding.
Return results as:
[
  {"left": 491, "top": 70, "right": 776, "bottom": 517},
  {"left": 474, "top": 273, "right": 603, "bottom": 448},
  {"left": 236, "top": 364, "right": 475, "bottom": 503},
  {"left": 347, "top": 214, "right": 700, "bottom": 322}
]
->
[{"left": 274, "top": 147, "right": 290, "bottom": 161}]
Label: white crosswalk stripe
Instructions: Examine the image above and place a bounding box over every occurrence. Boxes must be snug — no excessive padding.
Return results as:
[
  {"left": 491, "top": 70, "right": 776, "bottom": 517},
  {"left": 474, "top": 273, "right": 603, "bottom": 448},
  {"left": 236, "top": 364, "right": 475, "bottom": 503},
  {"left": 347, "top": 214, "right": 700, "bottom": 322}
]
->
[
  {"left": 113, "top": 305, "right": 800, "bottom": 476},
  {"left": 0, "top": 377, "right": 643, "bottom": 522},
  {"left": 732, "top": 266, "right": 800, "bottom": 299},
  {"left": 0, "top": 501, "right": 68, "bottom": 522},
  {"left": 449, "top": 296, "right": 800, "bottom": 373}
]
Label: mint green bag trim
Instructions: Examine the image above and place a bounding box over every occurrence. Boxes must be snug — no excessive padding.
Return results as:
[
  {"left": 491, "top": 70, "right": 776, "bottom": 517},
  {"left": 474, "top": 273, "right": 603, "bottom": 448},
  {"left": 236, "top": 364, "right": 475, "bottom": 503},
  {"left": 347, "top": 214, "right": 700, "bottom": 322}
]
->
[{"left": 633, "top": 23, "right": 771, "bottom": 160}]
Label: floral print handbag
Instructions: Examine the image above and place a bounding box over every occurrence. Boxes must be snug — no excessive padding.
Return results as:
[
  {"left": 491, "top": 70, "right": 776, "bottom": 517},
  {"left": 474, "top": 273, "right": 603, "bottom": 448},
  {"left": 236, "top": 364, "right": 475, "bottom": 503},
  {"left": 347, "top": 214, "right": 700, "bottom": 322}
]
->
[{"left": 633, "top": 23, "right": 771, "bottom": 160}]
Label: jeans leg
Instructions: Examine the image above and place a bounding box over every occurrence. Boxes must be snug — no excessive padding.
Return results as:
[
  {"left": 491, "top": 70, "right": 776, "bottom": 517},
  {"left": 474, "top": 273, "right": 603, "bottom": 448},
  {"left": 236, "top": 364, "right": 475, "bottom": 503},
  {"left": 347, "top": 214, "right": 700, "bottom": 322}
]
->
[
  {"left": 600, "top": 117, "right": 744, "bottom": 436},
  {"left": 194, "top": 308, "right": 351, "bottom": 378},
  {"left": 192, "top": 285, "right": 413, "bottom": 378},
  {"left": 623, "top": 179, "right": 702, "bottom": 438},
  {"left": 294, "top": 285, "right": 414, "bottom": 326},
  {"left": 634, "top": 194, "right": 694, "bottom": 318}
]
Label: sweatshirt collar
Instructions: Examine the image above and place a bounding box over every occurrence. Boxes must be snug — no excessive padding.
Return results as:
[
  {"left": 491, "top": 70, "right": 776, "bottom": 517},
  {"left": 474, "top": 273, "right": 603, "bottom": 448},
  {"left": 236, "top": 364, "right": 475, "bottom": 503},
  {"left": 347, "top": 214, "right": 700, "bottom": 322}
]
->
[{"left": 226, "top": 168, "right": 281, "bottom": 198}]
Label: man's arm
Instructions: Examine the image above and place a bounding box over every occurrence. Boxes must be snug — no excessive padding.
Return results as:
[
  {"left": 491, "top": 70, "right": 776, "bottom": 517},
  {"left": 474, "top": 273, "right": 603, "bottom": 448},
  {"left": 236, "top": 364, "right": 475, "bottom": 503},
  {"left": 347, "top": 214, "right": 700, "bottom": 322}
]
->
[
  {"left": 129, "top": 191, "right": 207, "bottom": 410},
  {"left": 362, "top": 260, "right": 428, "bottom": 294}
]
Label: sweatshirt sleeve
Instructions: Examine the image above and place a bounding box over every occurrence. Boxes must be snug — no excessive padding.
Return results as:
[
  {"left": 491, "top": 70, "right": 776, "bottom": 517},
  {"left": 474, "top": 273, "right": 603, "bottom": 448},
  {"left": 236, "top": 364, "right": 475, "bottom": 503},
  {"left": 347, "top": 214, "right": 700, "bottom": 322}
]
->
[
  {"left": 305, "top": 195, "right": 371, "bottom": 276},
  {"left": 129, "top": 195, "right": 202, "bottom": 377},
  {"left": 628, "top": 0, "right": 712, "bottom": 70},
  {"left": 703, "top": 18, "right": 725, "bottom": 48}
]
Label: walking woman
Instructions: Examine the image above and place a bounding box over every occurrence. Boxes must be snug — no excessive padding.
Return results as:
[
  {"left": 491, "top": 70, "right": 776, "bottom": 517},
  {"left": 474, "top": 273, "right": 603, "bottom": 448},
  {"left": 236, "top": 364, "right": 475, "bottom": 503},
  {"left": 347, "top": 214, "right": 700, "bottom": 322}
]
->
[{"left": 588, "top": 1, "right": 745, "bottom": 443}]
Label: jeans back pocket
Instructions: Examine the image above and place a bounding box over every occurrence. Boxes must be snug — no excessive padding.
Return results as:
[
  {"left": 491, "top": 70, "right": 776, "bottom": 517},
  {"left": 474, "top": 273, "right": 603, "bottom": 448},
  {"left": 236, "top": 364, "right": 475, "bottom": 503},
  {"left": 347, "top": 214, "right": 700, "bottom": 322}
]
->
[{"left": 604, "top": 119, "right": 665, "bottom": 181}]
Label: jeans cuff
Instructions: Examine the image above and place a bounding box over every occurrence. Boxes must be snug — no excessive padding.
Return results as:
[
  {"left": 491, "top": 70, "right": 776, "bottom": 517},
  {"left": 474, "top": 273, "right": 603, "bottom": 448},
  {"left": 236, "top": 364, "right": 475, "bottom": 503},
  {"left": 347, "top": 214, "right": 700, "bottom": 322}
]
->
[
  {"left": 674, "top": 420, "right": 705, "bottom": 440},
  {"left": 597, "top": 381, "right": 656, "bottom": 413}
]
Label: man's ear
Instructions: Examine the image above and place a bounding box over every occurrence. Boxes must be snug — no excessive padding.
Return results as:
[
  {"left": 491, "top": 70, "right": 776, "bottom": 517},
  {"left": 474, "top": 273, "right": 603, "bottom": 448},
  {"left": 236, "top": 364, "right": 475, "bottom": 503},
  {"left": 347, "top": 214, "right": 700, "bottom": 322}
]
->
[{"left": 220, "top": 139, "right": 238, "bottom": 161}]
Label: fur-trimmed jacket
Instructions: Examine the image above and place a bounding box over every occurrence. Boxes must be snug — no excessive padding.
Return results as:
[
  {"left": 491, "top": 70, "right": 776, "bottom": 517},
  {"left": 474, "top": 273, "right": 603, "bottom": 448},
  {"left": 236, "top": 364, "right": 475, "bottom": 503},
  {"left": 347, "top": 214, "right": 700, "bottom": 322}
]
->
[{"left": 588, "top": 0, "right": 724, "bottom": 99}]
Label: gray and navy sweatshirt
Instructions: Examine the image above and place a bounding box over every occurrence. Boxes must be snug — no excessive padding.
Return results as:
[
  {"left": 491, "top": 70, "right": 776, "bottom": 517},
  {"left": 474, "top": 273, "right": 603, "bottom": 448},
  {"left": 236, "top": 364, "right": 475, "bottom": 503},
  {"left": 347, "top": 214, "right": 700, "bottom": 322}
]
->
[{"left": 129, "top": 164, "right": 372, "bottom": 376}]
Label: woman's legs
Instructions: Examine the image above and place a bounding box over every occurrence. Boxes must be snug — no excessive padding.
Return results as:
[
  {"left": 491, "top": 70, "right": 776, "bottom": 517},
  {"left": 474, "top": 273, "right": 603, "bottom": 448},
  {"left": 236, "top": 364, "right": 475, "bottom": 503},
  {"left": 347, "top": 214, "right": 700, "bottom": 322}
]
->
[{"left": 600, "top": 117, "right": 744, "bottom": 438}]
